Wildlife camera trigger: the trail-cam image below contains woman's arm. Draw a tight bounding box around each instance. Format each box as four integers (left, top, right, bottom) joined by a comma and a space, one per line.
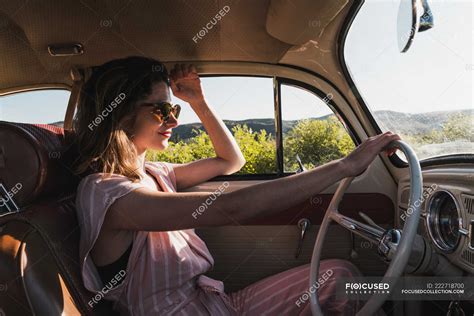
106, 157, 346, 232
168, 64, 245, 190
106, 132, 400, 232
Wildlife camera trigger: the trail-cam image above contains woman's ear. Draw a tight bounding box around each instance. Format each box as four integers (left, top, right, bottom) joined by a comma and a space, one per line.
118, 112, 138, 140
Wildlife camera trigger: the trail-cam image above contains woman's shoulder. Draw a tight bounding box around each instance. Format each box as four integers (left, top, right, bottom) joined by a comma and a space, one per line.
75, 172, 149, 221
76, 172, 145, 201
79, 172, 131, 183
78, 172, 132, 189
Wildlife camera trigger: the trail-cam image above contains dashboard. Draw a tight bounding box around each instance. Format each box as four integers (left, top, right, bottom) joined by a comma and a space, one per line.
398, 165, 474, 274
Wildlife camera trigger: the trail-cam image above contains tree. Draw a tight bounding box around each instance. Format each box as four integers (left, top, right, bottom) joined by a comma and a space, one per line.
146, 125, 277, 174
146, 129, 214, 163
283, 117, 355, 171
232, 125, 276, 174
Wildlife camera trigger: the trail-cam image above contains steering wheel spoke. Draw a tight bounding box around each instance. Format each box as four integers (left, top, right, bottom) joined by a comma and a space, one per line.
330, 212, 385, 244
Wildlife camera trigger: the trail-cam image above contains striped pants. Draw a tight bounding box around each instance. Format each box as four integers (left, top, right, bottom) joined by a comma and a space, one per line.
227, 259, 363, 316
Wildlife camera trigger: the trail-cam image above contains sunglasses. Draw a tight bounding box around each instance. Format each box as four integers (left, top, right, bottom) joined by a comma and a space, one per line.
141, 102, 181, 123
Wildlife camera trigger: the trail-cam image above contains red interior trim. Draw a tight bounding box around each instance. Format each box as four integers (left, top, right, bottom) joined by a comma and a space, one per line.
242, 193, 394, 225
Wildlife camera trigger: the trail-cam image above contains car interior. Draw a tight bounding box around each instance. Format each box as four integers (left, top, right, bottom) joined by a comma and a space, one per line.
0, 0, 473, 315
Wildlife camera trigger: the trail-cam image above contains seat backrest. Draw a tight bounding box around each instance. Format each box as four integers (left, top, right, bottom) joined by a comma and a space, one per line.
0, 121, 117, 315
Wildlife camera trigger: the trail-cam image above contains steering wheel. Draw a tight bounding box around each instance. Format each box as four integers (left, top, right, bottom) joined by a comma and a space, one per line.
309, 140, 422, 315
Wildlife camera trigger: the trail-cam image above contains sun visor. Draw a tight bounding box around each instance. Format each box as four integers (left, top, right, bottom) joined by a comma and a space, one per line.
265, 0, 349, 45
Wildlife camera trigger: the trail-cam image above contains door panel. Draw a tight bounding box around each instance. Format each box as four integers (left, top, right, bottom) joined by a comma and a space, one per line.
196, 225, 352, 293
197, 222, 390, 293
193, 165, 395, 291
168, 72, 399, 291
241, 192, 393, 225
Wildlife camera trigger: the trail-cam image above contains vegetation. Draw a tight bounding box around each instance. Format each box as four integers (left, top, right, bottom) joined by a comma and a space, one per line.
396, 113, 474, 157
146, 112, 473, 174
146, 117, 354, 174
283, 117, 355, 171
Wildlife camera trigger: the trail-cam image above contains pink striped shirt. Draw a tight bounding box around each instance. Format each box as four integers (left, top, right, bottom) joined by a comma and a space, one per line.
76, 161, 238, 315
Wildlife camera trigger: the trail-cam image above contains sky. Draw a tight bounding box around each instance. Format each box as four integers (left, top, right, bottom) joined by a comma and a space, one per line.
0, 0, 472, 125
345, 0, 472, 114
0, 77, 334, 125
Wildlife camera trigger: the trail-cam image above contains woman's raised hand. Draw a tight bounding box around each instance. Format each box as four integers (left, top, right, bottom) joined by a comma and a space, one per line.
341, 131, 401, 177
169, 63, 205, 105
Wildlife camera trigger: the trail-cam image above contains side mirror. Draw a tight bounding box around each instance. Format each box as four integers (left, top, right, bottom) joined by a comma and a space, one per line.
418, 0, 434, 32
397, 0, 434, 53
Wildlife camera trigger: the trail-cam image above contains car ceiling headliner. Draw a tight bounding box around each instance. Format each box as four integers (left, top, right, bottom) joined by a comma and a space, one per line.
0, 0, 352, 93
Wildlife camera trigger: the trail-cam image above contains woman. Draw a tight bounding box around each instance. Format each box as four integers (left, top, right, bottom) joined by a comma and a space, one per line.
73, 56, 399, 315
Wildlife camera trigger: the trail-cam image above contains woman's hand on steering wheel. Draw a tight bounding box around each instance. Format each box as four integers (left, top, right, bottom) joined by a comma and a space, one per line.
342, 131, 401, 177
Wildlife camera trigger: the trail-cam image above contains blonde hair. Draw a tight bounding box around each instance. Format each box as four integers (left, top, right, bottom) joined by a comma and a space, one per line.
72, 56, 169, 182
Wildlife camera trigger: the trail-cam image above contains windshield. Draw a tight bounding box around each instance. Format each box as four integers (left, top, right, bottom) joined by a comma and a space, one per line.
344, 0, 473, 161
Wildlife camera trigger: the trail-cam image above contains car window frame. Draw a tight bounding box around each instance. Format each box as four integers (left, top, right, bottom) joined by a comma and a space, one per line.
206, 75, 360, 181
175, 74, 281, 179
278, 78, 359, 176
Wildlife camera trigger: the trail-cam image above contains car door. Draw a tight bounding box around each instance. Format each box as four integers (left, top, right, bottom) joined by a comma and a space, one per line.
149, 74, 396, 292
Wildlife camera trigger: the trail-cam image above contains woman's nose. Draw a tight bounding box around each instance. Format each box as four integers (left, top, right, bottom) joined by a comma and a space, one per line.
166, 113, 179, 127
